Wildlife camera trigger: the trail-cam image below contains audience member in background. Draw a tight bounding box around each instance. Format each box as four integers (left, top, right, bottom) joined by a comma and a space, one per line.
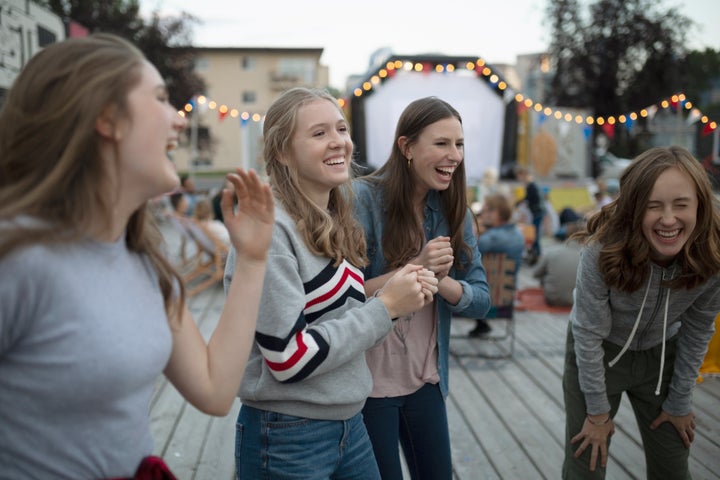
532, 238, 582, 307
469, 193, 526, 337
194, 198, 231, 247
353, 96, 491, 480
179, 174, 199, 215
212, 179, 234, 223
0, 33, 273, 479
542, 186, 560, 239
594, 179, 613, 209
169, 192, 189, 218
555, 207, 584, 241
516, 165, 545, 264
224, 87, 438, 480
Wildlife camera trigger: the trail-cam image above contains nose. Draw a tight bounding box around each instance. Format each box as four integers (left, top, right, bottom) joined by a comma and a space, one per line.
328, 130, 344, 149
174, 111, 188, 131
659, 206, 676, 225
450, 145, 463, 162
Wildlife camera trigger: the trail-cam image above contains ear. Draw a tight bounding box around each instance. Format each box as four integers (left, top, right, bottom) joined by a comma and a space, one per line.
397, 136, 411, 159
95, 105, 120, 141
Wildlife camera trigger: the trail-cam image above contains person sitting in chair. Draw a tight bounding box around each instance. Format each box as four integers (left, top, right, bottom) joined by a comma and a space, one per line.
469, 193, 525, 337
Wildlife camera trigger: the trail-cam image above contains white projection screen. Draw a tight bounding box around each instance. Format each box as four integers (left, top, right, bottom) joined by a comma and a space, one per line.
361, 70, 505, 182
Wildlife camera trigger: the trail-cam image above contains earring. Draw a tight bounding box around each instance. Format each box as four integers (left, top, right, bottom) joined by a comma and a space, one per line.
406, 156, 412, 167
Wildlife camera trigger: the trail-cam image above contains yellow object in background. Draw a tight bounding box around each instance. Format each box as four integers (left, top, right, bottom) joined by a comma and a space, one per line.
697, 313, 720, 383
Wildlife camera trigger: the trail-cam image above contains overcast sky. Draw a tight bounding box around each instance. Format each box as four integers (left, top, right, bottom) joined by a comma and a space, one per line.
140, 0, 720, 90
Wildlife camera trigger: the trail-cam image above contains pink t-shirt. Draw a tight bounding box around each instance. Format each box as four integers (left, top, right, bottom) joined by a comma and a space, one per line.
366, 299, 440, 397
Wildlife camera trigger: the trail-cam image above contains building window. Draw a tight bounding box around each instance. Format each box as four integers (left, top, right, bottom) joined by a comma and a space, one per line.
277, 58, 315, 84
195, 57, 209, 71
37, 25, 57, 48
241, 56, 256, 70
242, 91, 257, 104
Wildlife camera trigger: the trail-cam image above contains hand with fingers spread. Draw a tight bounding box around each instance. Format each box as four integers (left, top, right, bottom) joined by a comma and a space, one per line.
222, 169, 275, 263
650, 410, 696, 448
376, 264, 432, 319
412, 236, 454, 281
571, 414, 615, 472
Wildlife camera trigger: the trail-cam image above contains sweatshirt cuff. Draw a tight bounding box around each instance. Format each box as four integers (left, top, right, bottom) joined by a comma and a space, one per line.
584, 392, 611, 416
662, 391, 692, 417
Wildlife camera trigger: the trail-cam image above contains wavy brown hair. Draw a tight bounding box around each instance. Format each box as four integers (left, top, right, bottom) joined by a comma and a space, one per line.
571, 145, 720, 292
263, 87, 367, 267
361, 97, 471, 271
0, 33, 184, 315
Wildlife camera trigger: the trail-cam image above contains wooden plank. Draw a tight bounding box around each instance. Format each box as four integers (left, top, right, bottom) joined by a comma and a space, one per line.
448, 355, 544, 479
193, 400, 240, 480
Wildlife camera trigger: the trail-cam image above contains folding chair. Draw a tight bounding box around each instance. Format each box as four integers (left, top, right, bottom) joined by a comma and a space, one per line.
451, 252, 518, 359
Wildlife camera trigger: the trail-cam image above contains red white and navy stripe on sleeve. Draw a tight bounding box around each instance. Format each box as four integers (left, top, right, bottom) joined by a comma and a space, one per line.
255, 259, 366, 383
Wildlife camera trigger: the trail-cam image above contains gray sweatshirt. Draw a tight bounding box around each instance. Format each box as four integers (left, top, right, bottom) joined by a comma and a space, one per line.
571, 241, 720, 416
224, 205, 392, 420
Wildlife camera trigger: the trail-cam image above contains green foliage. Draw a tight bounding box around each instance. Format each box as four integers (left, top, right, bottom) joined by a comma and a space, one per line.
42, 0, 204, 108
680, 48, 720, 111
545, 0, 691, 115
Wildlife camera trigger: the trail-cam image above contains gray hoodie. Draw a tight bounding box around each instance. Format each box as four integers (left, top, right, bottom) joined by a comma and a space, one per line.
571, 241, 720, 416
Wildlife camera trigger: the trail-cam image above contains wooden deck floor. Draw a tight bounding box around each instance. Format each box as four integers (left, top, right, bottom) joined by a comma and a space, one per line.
150, 221, 720, 479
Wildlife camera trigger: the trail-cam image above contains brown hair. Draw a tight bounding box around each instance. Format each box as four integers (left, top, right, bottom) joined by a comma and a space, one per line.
263, 87, 367, 267
193, 198, 213, 221
0, 33, 184, 314
362, 96, 471, 270
483, 193, 514, 224
571, 145, 720, 291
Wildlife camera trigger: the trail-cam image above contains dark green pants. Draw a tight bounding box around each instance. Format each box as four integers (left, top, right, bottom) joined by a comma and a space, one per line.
562, 323, 690, 480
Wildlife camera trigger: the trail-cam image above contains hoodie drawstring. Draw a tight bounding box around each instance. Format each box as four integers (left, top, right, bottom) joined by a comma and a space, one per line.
608, 266, 653, 368
607, 264, 671, 396
655, 289, 670, 395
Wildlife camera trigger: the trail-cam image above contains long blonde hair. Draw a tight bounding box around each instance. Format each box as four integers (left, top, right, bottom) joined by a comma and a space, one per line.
0, 33, 184, 314
263, 87, 367, 267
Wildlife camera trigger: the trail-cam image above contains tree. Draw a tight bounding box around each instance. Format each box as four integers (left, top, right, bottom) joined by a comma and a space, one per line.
41, 0, 204, 108
545, 0, 691, 118
680, 48, 720, 112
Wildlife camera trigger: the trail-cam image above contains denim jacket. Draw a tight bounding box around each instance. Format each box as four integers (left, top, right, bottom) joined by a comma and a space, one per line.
353, 179, 491, 397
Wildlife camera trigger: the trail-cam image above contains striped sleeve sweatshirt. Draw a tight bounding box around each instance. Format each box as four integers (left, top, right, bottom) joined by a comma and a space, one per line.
224, 205, 392, 420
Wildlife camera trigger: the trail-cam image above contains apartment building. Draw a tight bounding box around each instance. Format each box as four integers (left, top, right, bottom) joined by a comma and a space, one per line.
0, 0, 65, 107
173, 47, 329, 175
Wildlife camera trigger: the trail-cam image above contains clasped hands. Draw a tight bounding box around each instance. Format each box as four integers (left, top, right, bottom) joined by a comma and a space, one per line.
412, 236, 454, 281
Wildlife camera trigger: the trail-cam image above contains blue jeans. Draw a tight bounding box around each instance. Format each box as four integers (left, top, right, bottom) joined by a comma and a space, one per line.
362, 383, 452, 480
235, 405, 381, 480
531, 213, 545, 256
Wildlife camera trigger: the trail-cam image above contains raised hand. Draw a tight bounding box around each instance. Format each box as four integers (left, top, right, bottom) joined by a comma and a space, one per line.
222, 169, 274, 262
412, 236, 454, 281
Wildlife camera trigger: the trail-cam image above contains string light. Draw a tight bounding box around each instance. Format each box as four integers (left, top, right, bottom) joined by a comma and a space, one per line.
177, 57, 718, 134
